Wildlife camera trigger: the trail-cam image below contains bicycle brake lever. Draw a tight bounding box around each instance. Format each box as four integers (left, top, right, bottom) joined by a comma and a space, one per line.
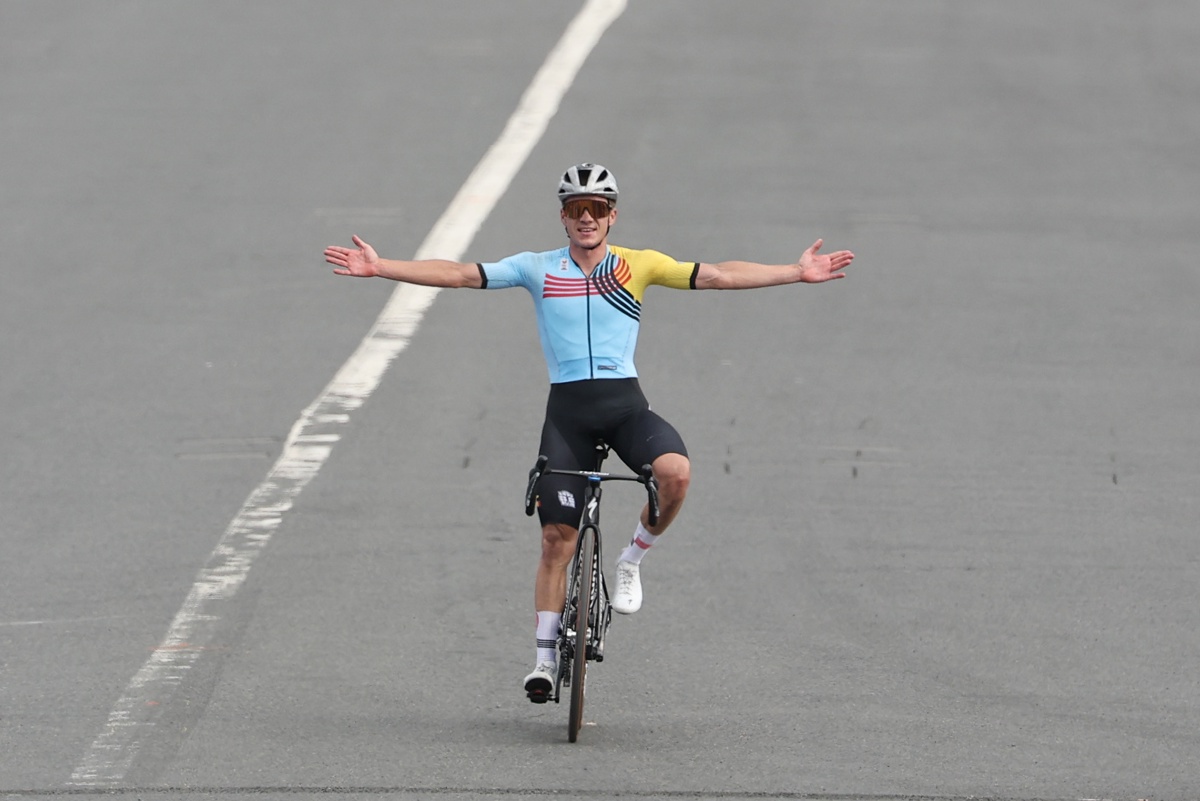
640, 464, 660, 527
525, 455, 549, 516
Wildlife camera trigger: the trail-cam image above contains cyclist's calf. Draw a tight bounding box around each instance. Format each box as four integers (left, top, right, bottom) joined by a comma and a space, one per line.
535, 522, 579, 613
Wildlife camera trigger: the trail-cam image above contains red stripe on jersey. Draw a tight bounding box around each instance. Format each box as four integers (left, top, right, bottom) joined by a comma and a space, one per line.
543, 261, 632, 299
545, 275, 587, 287
544, 276, 589, 297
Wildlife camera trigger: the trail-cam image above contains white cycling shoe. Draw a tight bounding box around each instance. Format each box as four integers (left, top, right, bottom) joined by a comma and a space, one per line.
612, 560, 643, 615
523, 661, 557, 703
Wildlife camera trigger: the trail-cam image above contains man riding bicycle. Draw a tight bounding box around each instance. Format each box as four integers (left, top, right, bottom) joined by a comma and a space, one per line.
324, 163, 853, 700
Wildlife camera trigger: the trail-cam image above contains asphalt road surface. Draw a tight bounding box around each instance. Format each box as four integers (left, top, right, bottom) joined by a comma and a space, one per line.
2, 2, 1198, 800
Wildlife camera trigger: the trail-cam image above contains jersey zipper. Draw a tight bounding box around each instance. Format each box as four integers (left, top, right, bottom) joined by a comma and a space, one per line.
585, 272, 594, 379
574, 252, 603, 380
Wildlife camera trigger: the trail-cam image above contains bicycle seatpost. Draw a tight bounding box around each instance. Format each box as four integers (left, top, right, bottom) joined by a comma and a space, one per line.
592, 440, 609, 470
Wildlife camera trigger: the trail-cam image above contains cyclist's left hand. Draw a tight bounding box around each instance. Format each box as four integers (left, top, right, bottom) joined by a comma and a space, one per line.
797, 239, 854, 283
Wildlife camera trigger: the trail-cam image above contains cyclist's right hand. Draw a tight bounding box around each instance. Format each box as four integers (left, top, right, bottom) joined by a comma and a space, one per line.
325, 235, 380, 278
525, 455, 549, 516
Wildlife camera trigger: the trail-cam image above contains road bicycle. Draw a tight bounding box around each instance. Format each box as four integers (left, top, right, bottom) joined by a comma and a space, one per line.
524, 441, 659, 742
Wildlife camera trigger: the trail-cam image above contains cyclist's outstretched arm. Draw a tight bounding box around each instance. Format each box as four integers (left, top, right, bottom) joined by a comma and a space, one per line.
325, 235, 483, 288
692, 238, 853, 290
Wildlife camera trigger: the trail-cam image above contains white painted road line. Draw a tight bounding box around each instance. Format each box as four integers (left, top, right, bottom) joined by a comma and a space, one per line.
68, 0, 627, 787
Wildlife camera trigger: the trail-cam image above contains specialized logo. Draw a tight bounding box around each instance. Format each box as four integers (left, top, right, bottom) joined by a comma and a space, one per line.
557, 490, 576, 509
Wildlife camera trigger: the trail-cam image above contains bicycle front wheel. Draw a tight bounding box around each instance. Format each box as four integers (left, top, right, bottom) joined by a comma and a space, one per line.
568, 525, 596, 743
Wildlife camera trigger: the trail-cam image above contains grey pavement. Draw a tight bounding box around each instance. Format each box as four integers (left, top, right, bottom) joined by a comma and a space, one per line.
2, 2, 1197, 800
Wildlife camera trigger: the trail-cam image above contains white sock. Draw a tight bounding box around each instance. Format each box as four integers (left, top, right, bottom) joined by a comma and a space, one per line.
618, 522, 659, 565
535, 610, 560, 665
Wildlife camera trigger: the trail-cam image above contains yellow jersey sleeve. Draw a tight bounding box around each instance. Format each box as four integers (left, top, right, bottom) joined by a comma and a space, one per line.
609, 246, 699, 302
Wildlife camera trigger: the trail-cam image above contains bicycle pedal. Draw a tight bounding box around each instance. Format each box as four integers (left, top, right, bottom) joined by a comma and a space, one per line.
526, 689, 551, 704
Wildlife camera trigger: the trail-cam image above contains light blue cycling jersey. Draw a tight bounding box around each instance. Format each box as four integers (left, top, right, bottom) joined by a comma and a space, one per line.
477, 245, 699, 384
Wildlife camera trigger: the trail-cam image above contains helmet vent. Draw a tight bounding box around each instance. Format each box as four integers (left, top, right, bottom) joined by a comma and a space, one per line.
577, 167, 592, 186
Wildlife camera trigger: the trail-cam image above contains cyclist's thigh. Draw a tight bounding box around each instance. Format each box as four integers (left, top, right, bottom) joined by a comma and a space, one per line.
609, 407, 688, 473
536, 417, 592, 527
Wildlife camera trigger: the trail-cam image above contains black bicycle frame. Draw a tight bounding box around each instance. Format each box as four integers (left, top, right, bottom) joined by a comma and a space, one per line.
523, 442, 660, 702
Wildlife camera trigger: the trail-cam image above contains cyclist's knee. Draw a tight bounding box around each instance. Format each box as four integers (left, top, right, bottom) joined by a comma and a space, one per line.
652, 453, 691, 499
540, 523, 577, 563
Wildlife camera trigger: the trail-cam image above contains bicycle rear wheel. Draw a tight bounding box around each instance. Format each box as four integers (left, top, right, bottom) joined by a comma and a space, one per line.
568, 525, 596, 743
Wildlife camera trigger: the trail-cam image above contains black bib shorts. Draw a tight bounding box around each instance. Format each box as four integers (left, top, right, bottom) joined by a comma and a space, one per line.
535, 378, 687, 527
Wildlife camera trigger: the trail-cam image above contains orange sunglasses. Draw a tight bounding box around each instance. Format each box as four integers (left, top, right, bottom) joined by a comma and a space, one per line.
562, 197, 614, 220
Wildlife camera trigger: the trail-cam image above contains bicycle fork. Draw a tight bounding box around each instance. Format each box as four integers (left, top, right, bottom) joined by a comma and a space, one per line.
556, 535, 607, 695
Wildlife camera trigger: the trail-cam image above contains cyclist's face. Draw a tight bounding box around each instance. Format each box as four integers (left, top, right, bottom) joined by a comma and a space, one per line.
561, 196, 616, 250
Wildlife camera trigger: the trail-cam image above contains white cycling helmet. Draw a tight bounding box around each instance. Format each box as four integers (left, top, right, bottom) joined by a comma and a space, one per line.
557, 163, 619, 204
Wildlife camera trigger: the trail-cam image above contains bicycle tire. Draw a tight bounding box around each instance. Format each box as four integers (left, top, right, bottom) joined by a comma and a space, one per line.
568, 526, 596, 742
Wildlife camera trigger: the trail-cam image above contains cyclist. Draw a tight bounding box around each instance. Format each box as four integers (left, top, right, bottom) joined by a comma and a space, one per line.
324, 163, 853, 700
